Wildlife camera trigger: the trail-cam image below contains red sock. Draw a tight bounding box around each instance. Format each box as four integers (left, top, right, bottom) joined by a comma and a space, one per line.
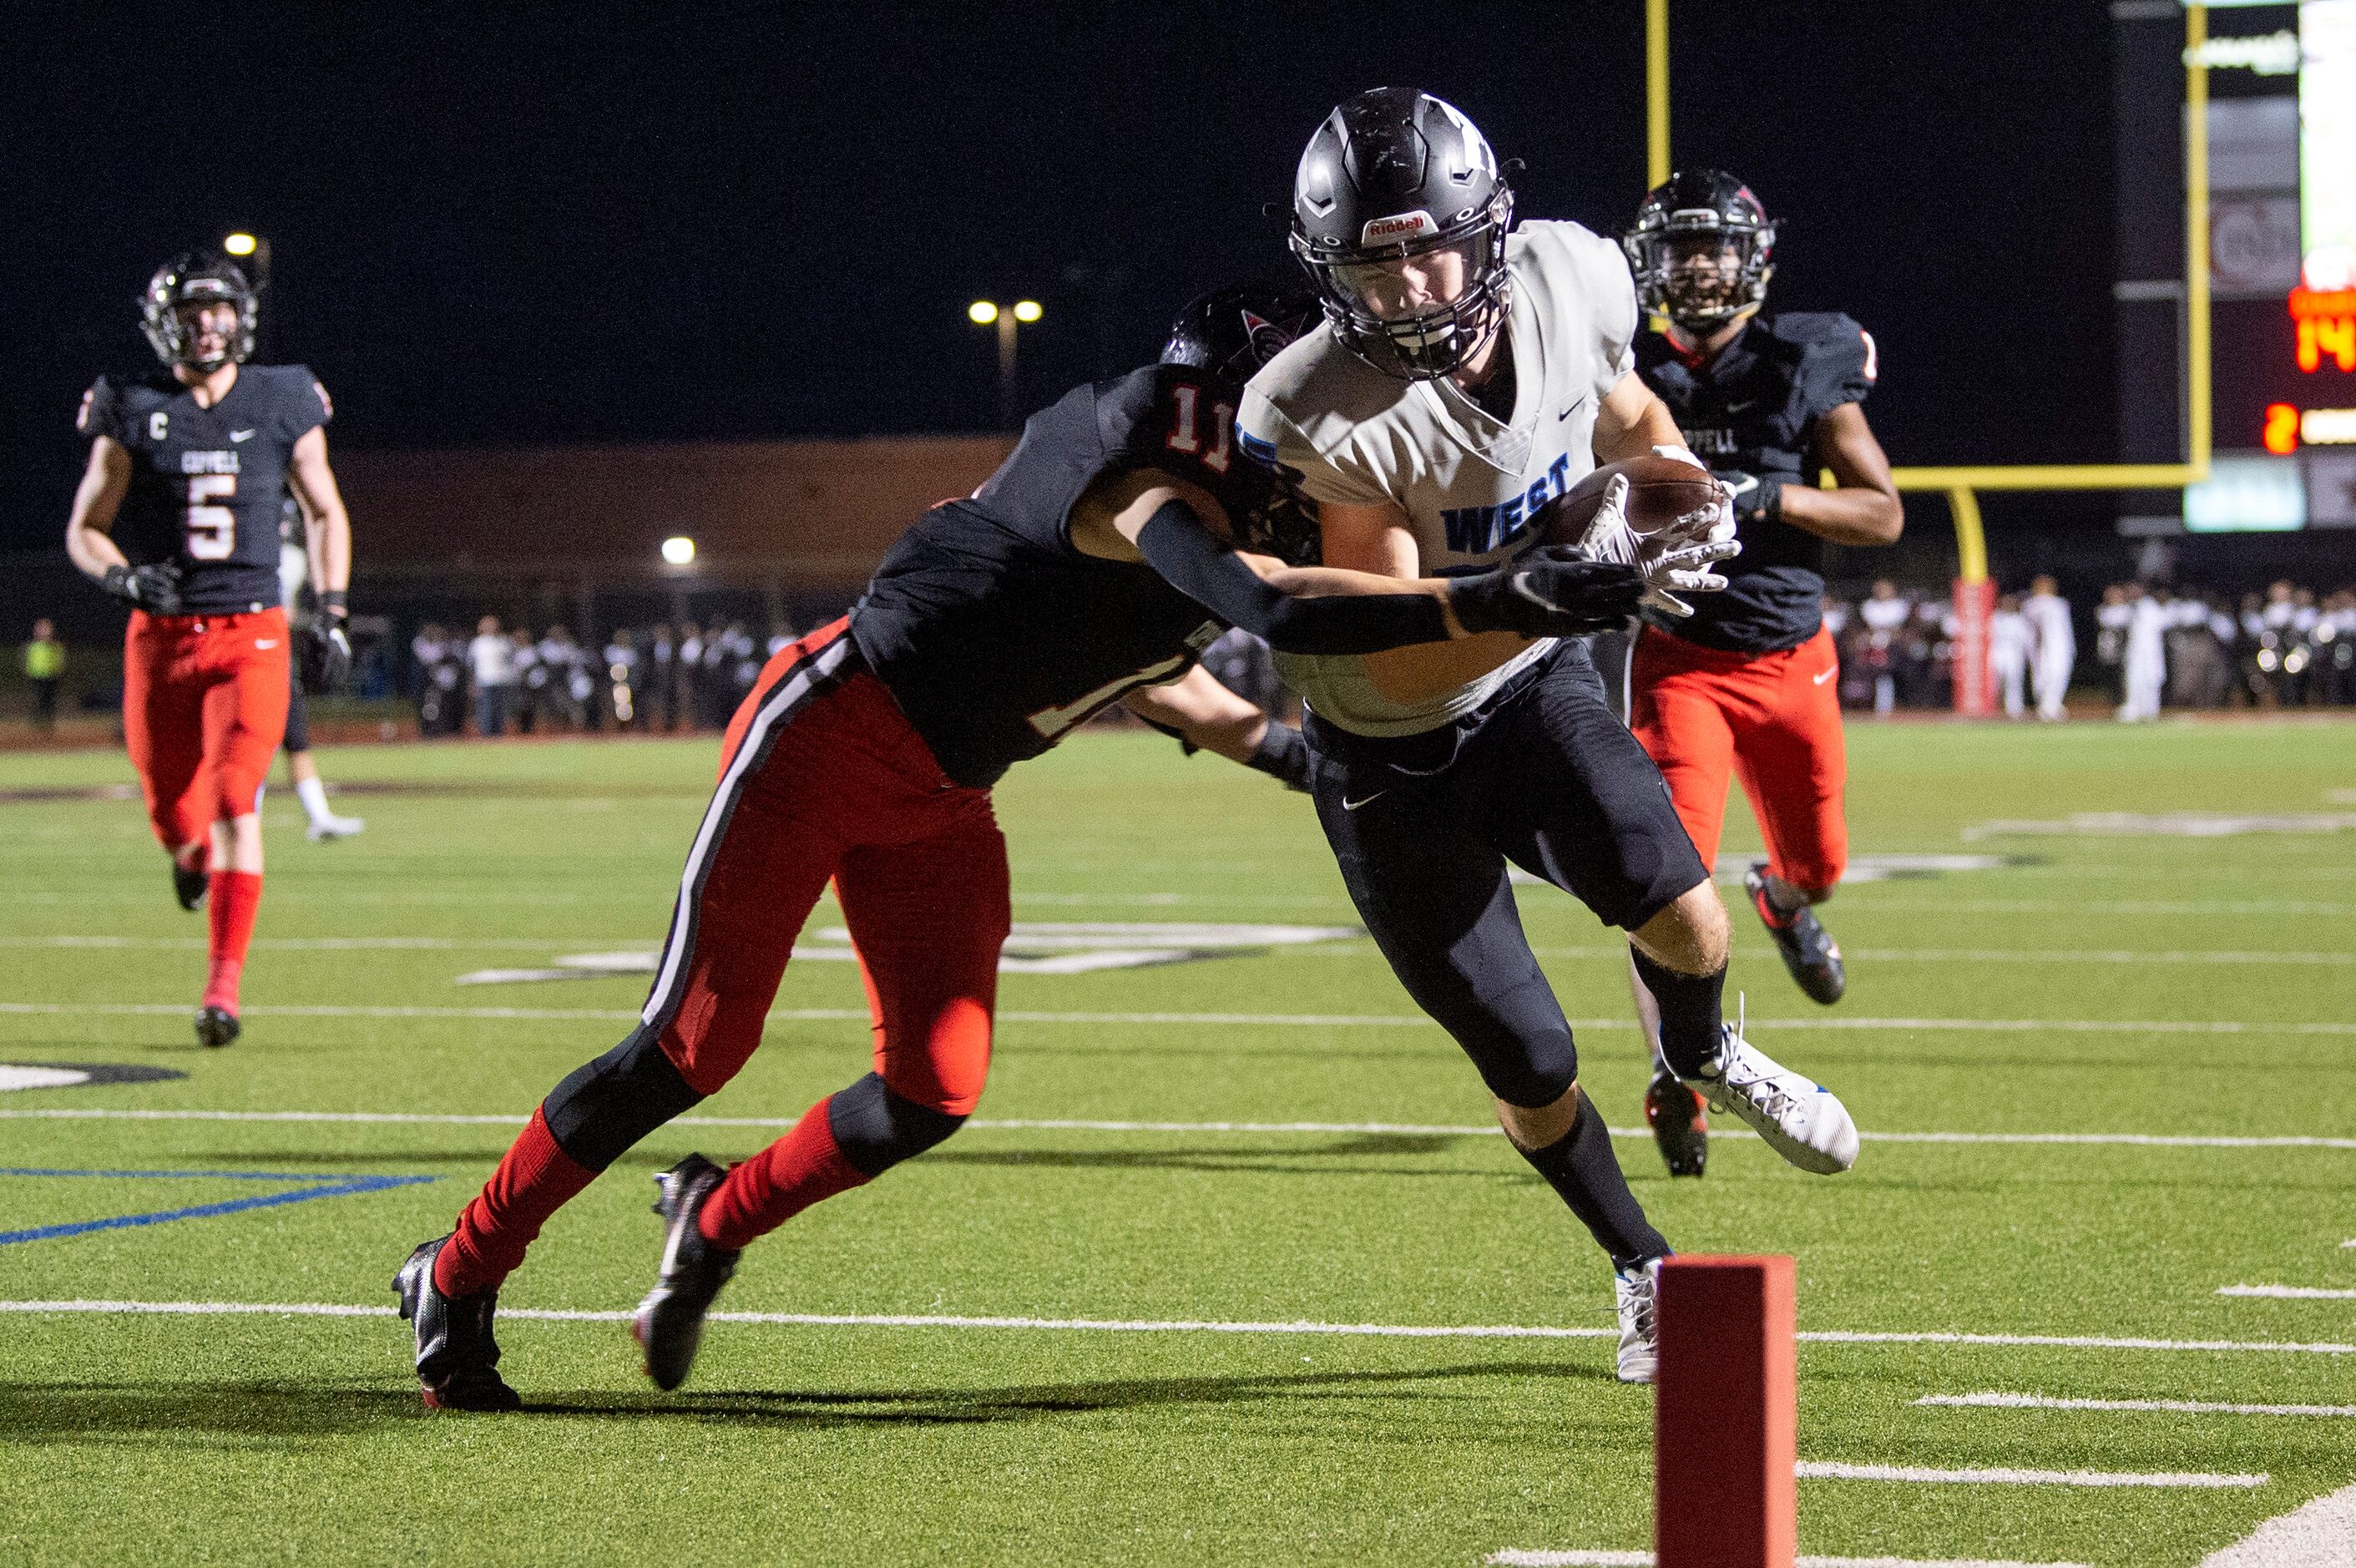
434, 1107, 598, 1297
699, 1096, 870, 1252
203, 870, 263, 1011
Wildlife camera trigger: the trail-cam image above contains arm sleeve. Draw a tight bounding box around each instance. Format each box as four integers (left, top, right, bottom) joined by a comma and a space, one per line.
1133, 500, 1448, 655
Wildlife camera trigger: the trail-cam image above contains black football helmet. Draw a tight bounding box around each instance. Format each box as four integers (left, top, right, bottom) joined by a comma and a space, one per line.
1161, 281, 1320, 388
139, 252, 256, 372
1623, 170, 1776, 335
1162, 282, 1324, 566
1287, 88, 1513, 382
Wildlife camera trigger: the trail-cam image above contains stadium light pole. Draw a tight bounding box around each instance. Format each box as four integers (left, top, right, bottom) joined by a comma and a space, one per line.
222, 230, 271, 293
969, 299, 1043, 427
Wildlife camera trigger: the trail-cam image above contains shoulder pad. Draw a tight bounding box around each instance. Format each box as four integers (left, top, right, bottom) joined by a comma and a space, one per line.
1768, 312, 1875, 409
76, 376, 118, 438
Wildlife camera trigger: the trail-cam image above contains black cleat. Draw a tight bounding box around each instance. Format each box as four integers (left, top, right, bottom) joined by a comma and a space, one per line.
194, 1005, 240, 1049
1644, 1070, 1710, 1177
394, 1235, 523, 1412
172, 857, 208, 913
1746, 862, 1846, 1004
633, 1154, 741, 1392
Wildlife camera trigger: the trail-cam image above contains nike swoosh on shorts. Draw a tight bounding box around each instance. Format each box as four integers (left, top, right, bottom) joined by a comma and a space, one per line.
255, 640, 279, 649
1342, 791, 1388, 811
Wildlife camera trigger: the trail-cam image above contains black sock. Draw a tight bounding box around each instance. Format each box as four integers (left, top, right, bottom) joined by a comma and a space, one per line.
1515, 1091, 1669, 1271
1630, 948, 1725, 1080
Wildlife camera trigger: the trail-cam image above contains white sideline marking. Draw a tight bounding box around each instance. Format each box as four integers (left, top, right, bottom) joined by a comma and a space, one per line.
4, 1105, 2356, 1151
2197, 1480, 2356, 1566
1796, 1460, 2266, 1489
6, 999, 2356, 1036
1488, 1555, 2092, 1568
1458, 946, 2356, 968
1920, 1392, 2356, 1418
2219, 1284, 2356, 1301
0, 936, 641, 952
2, 1300, 2353, 1356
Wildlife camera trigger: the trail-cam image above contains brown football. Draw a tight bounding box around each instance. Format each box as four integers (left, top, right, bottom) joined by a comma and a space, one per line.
1529, 455, 1722, 546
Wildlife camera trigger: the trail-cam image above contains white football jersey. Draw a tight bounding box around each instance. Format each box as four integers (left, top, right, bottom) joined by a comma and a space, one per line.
1239, 219, 1640, 736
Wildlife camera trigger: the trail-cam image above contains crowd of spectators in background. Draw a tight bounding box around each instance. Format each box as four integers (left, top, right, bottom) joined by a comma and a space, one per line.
407, 619, 794, 736
379, 579, 2356, 740
1823, 577, 2356, 719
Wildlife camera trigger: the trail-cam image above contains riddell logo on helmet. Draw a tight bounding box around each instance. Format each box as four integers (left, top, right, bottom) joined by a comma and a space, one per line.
1363, 210, 1433, 244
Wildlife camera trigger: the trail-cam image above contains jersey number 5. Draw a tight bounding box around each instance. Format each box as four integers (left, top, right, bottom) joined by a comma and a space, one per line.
1165, 383, 1233, 473
185, 474, 236, 560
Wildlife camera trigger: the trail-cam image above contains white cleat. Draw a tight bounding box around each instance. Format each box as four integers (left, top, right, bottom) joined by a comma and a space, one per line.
306, 813, 367, 841
1614, 1257, 1662, 1384
1686, 1004, 1859, 1175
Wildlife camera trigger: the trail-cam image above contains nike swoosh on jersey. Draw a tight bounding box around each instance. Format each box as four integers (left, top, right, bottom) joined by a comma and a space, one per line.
230, 429, 256, 442
1813, 666, 1837, 685
1555, 394, 1590, 422
1342, 790, 1389, 811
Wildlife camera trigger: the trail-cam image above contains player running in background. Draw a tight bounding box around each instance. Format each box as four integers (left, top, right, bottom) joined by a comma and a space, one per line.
1241, 91, 1858, 1381
393, 286, 1650, 1411
277, 498, 366, 839
63, 253, 354, 1049
1618, 171, 1902, 1176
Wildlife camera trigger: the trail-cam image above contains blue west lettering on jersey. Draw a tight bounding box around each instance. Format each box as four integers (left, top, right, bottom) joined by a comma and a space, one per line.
1440, 453, 1578, 555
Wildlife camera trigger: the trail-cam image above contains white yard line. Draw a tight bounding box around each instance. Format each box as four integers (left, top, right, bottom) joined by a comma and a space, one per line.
1796, 1460, 2266, 1489
1489, 1555, 2092, 1568
2197, 1481, 2356, 1566
1, 1299, 2351, 1356
4, 1105, 2355, 1151
4, 999, 2355, 1036
0, 936, 644, 951
2218, 1284, 2356, 1301
1919, 1392, 2356, 1418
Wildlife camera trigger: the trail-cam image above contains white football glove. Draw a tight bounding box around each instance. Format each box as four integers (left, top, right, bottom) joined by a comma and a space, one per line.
1575, 473, 1743, 618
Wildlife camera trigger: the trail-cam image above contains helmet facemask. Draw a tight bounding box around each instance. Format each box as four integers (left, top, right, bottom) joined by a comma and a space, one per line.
140, 261, 257, 373
1625, 205, 1774, 337
1295, 186, 1514, 382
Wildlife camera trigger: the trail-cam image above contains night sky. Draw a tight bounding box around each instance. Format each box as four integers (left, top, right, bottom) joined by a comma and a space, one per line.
8, 2, 2121, 557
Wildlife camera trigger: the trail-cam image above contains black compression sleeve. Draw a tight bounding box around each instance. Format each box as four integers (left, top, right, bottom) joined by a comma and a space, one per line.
1132, 500, 1448, 655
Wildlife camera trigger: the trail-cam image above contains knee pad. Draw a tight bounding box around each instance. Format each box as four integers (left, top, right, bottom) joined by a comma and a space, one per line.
827, 1071, 966, 1178
541, 1024, 705, 1170
1462, 975, 1580, 1109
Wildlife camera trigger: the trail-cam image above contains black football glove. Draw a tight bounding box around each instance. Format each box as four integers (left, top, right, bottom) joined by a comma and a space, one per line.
1716, 470, 1784, 524
301, 591, 353, 695
1244, 720, 1311, 792
100, 562, 185, 615
1448, 546, 1647, 637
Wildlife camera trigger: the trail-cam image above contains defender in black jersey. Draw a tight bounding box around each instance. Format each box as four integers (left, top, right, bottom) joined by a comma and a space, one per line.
1620, 171, 1903, 1173
398, 286, 1651, 1409
64, 251, 356, 1048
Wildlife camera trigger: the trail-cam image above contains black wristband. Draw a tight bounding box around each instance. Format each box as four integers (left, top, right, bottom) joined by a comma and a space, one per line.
319, 589, 350, 619
1245, 721, 1312, 792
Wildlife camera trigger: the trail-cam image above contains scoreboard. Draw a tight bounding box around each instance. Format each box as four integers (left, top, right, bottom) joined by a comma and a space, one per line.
2175, 0, 2356, 532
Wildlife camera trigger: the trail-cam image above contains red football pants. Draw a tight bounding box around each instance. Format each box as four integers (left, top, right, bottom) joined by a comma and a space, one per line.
1627, 624, 1848, 894
640, 620, 1009, 1115
122, 608, 291, 851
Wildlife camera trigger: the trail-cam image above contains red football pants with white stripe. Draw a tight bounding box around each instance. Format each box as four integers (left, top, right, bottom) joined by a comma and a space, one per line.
1627, 623, 1849, 893
434, 619, 1010, 1297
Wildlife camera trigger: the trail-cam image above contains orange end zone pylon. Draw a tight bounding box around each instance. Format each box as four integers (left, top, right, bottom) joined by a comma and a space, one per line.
1656, 1255, 1797, 1568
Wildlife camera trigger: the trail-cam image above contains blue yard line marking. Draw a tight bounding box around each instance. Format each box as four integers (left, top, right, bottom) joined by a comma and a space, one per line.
0, 1166, 436, 1246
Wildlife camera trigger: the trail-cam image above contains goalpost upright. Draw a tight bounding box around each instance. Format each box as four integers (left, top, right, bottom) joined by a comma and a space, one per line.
1643, 3, 2217, 714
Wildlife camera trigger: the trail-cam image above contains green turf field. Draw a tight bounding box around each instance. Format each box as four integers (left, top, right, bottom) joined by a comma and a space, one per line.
3, 720, 2352, 1566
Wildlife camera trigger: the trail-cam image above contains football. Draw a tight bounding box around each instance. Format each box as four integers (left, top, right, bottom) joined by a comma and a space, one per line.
1529, 454, 1723, 546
